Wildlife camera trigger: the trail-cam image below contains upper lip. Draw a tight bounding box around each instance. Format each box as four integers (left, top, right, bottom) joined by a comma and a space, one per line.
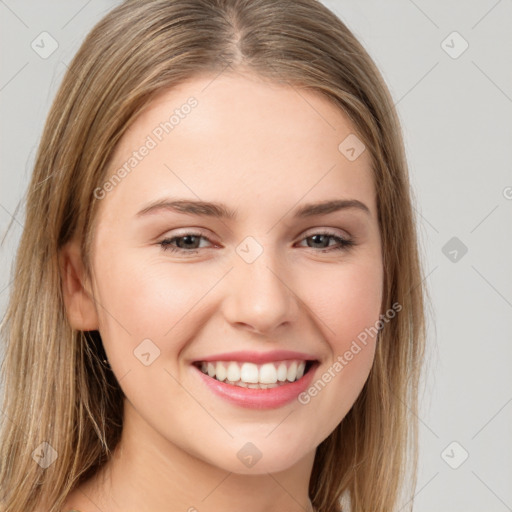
192, 350, 318, 365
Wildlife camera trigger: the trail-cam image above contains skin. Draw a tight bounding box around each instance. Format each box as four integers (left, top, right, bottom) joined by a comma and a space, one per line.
60, 69, 383, 512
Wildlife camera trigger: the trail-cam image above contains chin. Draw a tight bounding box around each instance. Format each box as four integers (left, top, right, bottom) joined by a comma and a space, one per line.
200, 438, 316, 475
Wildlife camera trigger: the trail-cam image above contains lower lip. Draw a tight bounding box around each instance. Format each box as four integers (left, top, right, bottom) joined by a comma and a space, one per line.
192, 362, 318, 409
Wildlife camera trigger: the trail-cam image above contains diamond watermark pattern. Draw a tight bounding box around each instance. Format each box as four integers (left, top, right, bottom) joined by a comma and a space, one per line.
133, 338, 161, 366
31, 32, 59, 59
338, 133, 366, 162
441, 31, 469, 59
236, 236, 264, 264
32, 441, 58, 469
442, 236, 468, 263
441, 441, 469, 469
237, 442, 263, 468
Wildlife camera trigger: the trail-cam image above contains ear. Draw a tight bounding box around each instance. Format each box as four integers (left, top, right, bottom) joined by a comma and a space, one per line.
59, 239, 99, 331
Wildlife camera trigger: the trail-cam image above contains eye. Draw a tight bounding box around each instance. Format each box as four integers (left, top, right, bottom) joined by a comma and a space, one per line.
296, 231, 355, 252
157, 230, 355, 256
158, 232, 213, 254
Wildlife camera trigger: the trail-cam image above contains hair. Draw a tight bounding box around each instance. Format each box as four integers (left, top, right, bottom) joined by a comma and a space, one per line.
0, 1, 429, 511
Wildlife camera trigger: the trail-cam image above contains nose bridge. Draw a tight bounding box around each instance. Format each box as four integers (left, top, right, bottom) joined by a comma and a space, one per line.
223, 235, 297, 334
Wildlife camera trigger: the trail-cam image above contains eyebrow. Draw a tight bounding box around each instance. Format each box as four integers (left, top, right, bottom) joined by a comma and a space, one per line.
136, 198, 371, 219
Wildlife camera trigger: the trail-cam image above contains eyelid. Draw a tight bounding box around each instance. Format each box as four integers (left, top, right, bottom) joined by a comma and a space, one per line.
159, 227, 214, 241
300, 226, 351, 240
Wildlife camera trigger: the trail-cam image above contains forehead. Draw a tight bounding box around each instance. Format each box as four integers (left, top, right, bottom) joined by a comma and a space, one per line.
97, 71, 376, 222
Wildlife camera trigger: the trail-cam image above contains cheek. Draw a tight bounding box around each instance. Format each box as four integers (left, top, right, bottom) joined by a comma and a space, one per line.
291, 259, 383, 443
92, 255, 218, 358
307, 259, 383, 353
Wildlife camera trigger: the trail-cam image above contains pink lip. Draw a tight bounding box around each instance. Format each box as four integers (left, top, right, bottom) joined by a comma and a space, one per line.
192, 361, 319, 409
193, 350, 318, 364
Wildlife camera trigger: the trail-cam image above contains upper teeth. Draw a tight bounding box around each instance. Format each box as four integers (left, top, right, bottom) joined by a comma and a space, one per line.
199, 360, 307, 385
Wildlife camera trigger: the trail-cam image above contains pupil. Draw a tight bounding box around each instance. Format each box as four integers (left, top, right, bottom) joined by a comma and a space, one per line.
311, 234, 328, 248
179, 235, 198, 249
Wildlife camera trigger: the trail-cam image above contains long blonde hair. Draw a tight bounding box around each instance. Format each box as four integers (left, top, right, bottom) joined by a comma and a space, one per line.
0, 1, 428, 510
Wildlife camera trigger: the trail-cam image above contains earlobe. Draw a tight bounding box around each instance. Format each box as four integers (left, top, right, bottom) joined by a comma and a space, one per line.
59, 239, 99, 331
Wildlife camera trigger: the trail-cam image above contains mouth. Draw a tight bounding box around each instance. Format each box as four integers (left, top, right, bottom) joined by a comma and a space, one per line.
192, 359, 318, 390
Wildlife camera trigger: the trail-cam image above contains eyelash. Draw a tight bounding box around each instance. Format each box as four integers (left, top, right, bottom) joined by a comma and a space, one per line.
158, 230, 355, 255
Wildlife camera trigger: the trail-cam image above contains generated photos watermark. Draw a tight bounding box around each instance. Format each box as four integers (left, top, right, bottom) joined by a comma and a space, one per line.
93, 96, 198, 200
297, 301, 402, 405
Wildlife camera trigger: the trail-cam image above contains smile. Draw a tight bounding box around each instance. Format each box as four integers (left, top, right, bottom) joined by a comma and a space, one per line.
194, 359, 315, 389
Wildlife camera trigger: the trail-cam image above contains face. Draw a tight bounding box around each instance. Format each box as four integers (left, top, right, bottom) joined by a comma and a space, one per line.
83, 71, 383, 474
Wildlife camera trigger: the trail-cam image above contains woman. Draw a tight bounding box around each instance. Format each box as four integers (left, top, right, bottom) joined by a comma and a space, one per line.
0, 1, 427, 511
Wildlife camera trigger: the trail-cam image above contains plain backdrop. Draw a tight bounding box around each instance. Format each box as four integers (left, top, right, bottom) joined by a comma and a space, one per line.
1, 1, 511, 510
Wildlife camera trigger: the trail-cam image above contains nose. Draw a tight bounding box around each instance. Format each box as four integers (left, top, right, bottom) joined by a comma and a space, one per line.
221, 248, 299, 335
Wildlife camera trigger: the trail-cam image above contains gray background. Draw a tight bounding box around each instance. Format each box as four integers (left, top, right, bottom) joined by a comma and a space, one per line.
1, 1, 511, 510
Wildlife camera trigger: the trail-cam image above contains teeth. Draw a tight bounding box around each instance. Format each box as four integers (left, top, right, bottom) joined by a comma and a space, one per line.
287, 361, 297, 382
259, 363, 277, 384
216, 362, 227, 382
197, 359, 310, 387
296, 361, 305, 379
226, 361, 240, 382
277, 362, 287, 382
240, 362, 259, 383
